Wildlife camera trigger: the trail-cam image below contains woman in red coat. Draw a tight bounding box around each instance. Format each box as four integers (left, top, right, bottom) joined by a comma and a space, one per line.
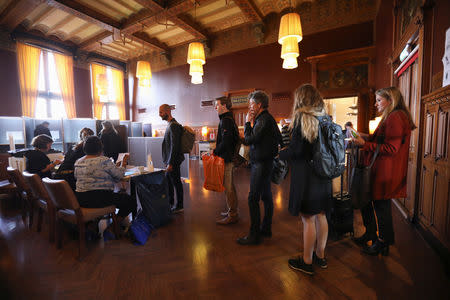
352, 86, 416, 256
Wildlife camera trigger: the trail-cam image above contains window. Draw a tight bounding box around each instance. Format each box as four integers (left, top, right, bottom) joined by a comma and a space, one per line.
36, 51, 67, 119
99, 67, 119, 120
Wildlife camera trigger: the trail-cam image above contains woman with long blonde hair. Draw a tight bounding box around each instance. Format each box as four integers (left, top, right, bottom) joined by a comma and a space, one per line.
280, 84, 331, 275
352, 86, 415, 256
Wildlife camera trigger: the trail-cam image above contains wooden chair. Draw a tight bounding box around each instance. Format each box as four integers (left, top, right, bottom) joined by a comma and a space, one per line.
6, 167, 35, 228
22, 172, 56, 243
42, 178, 120, 259
0, 159, 18, 208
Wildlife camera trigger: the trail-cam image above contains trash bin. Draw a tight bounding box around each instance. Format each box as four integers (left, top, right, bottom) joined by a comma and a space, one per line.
132, 171, 171, 228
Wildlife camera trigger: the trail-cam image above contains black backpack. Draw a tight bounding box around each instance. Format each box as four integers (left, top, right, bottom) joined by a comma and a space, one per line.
309, 116, 345, 179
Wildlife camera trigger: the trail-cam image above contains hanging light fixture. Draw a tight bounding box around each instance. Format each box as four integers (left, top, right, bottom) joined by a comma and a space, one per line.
96, 73, 108, 96
187, 42, 205, 84
136, 60, 152, 87
278, 12, 303, 69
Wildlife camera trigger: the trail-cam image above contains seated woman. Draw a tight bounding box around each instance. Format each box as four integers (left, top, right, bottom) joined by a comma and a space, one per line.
99, 121, 122, 162
55, 128, 94, 189
74, 136, 136, 234
25, 134, 61, 178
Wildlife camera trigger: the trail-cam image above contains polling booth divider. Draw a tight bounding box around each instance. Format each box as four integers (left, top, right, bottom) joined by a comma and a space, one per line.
128, 137, 189, 179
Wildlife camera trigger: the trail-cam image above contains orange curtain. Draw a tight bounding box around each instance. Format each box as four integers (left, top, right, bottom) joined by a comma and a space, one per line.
90, 63, 106, 119
54, 53, 76, 119
16, 43, 41, 117
111, 68, 126, 120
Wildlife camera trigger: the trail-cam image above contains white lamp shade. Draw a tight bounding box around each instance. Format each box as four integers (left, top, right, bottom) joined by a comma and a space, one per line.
278, 13, 303, 45
187, 42, 205, 65
282, 57, 298, 69
136, 61, 152, 79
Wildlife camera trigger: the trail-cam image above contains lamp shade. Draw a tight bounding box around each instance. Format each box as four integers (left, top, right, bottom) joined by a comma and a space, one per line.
281, 36, 299, 69
189, 60, 203, 84
136, 61, 152, 78
187, 42, 205, 65
136, 60, 152, 87
278, 13, 302, 45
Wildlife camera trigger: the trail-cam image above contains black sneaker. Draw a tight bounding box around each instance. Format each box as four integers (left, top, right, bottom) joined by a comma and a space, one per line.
236, 235, 262, 246
288, 257, 314, 275
171, 206, 184, 214
313, 252, 328, 269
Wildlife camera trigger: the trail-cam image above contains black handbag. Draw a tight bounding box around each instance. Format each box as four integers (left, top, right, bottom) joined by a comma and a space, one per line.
271, 157, 288, 184
349, 145, 380, 209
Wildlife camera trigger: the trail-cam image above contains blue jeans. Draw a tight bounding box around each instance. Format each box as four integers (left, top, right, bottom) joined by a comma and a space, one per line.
248, 160, 273, 237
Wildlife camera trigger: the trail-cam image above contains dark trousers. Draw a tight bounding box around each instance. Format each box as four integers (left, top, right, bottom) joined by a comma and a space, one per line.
166, 164, 183, 207
248, 160, 274, 237
361, 199, 395, 245
76, 190, 136, 218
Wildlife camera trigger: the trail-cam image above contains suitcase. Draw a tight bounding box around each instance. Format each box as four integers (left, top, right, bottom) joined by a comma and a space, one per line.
328, 162, 354, 240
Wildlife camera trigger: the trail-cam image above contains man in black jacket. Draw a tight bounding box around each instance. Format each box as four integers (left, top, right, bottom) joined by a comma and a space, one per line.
213, 96, 239, 225
159, 104, 185, 213
237, 90, 282, 245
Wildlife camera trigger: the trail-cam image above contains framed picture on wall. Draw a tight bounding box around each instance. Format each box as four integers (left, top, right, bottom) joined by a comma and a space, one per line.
224, 89, 255, 126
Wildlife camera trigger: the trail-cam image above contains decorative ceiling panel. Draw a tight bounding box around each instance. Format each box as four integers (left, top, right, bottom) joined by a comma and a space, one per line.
76, 0, 130, 21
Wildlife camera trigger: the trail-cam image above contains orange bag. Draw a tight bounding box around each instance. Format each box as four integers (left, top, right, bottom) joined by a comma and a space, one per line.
202, 153, 225, 192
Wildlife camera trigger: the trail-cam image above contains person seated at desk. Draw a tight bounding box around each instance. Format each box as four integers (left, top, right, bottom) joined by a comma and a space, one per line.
74, 136, 136, 234
25, 134, 61, 178
55, 128, 94, 189
99, 121, 122, 162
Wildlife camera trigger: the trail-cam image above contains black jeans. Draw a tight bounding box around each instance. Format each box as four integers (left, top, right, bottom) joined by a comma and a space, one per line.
361, 199, 395, 245
166, 164, 183, 207
76, 190, 136, 218
248, 160, 274, 237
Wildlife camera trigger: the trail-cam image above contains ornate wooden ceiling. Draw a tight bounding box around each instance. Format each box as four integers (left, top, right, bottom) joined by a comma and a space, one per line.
0, 0, 377, 63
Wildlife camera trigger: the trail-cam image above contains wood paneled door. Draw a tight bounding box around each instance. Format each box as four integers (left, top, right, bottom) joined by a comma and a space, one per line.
397, 59, 421, 219
419, 86, 450, 249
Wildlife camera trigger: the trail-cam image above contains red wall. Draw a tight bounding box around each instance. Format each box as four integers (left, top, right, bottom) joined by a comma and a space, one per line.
73, 67, 93, 118
138, 21, 374, 125
0, 49, 21, 116
374, 0, 393, 89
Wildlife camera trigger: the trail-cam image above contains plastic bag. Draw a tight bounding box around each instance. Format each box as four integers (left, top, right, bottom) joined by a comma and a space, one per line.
202, 153, 225, 192
130, 211, 154, 245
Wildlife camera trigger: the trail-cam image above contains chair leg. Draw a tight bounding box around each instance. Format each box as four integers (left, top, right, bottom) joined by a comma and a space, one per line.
77, 221, 86, 260
37, 207, 43, 232
48, 209, 56, 243
111, 213, 120, 239
28, 199, 34, 230
56, 218, 63, 249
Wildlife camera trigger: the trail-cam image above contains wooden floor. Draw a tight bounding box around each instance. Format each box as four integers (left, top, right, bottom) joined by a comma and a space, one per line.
0, 160, 449, 299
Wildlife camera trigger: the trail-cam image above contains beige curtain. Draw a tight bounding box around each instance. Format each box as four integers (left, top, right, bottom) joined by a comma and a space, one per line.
90, 63, 106, 119
111, 68, 126, 120
54, 53, 76, 118
16, 43, 41, 117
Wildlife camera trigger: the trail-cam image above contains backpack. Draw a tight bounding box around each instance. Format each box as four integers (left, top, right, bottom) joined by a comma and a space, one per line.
181, 125, 195, 153
309, 115, 345, 179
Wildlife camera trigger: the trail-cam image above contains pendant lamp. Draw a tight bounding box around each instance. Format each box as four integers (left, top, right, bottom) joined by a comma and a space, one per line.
96, 73, 108, 96
187, 42, 205, 84
136, 60, 152, 87
278, 13, 302, 69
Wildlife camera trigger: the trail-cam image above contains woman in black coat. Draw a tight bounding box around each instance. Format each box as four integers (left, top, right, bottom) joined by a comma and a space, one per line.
279, 84, 331, 276
99, 121, 122, 162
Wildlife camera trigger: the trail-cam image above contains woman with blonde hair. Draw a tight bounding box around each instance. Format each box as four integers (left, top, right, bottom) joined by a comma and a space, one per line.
280, 84, 331, 275
352, 86, 415, 256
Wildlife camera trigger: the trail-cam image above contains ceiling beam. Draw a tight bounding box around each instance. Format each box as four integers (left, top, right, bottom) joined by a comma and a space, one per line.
121, 0, 208, 36
0, 0, 45, 31
133, 0, 165, 12
233, 0, 263, 22
79, 31, 113, 51
132, 31, 169, 52
46, 0, 121, 31
170, 15, 207, 40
